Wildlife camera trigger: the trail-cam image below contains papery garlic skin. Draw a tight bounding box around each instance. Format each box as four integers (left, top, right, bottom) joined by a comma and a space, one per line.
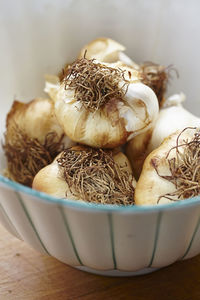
44, 75, 60, 105
126, 93, 200, 177
79, 37, 139, 68
118, 82, 159, 140
162, 92, 185, 108
32, 147, 136, 199
135, 129, 193, 205
51, 61, 158, 148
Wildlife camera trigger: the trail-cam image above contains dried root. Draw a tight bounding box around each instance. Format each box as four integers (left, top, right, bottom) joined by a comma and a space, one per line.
62, 55, 129, 111
3, 123, 64, 187
153, 127, 200, 202
140, 62, 177, 107
57, 147, 134, 205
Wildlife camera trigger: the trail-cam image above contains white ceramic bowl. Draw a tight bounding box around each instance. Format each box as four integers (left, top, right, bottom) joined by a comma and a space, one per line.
1, 0, 200, 276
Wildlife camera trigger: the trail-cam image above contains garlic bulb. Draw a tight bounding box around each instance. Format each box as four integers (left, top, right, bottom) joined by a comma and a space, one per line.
45, 57, 158, 148
33, 146, 136, 205
78, 37, 139, 68
6, 97, 64, 142
135, 127, 200, 205
4, 97, 74, 186
126, 93, 200, 178
148, 93, 200, 152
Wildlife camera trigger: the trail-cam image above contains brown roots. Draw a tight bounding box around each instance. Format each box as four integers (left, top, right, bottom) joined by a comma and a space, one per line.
3, 123, 64, 187
140, 62, 177, 107
153, 127, 200, 203
57, 147, 135, 205
62, 55, 129, 111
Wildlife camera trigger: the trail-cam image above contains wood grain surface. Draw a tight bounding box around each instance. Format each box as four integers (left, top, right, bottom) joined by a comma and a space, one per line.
0, 224, 200, 300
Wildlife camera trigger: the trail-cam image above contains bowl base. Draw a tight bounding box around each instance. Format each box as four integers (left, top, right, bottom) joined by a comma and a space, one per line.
75, 266, 160, 277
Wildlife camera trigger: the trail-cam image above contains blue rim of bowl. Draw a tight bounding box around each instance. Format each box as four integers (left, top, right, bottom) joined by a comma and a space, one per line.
1, 174, 200, 212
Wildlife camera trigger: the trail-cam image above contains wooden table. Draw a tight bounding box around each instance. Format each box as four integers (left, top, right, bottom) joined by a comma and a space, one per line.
0, 224, 200, 300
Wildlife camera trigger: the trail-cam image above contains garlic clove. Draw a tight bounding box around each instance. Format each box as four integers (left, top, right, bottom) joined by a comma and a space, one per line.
120, 82, 159, 140
33, 146, 136, 205
135, 128, 198, 205
78, 37, 139, 68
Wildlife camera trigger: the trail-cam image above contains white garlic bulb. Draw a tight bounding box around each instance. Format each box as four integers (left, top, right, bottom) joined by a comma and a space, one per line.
135, 128, 199, 205
33, 146, 136, 205
45, 58, 159, 148
126, 93, 200, 178
4, 97, 74, 186
6, 97, 63, 143
148, 93, 200, 152
78, 37, 139, 68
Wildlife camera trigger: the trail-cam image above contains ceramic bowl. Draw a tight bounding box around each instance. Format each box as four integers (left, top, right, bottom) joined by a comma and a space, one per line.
1, 0, 200, 276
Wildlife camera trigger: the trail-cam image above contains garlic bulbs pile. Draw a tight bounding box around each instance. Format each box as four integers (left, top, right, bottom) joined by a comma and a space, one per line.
135, 128, 200, 205
33, 145, 136, 205
5, 36, 196, 206
4, 97, 74, 186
